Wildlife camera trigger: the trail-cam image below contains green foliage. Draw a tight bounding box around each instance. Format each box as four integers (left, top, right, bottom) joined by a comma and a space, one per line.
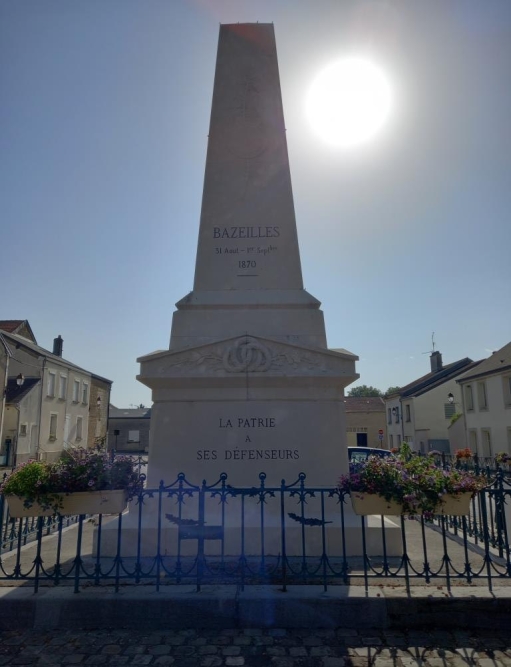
347, 385, 383, 397
450, 412, 463, 425
1, 462, 50, 498
386, 386, 401, 396
0, 447, 143, 514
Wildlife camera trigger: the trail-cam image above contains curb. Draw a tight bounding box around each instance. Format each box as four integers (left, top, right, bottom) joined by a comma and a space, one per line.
1, 586, 511, 631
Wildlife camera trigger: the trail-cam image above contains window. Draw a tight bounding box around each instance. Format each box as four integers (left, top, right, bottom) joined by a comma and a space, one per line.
47, 372, 56, 397
469, 430, 478, 454
389, 435, 394, 448
59, 375, 67, 400
394, 407, 400, 424
387, 408, 392, 425
405, 404, 411, 422
19, 424, 27, 437
49, 414, 58, 440
481, 429, 492, 458
76, 416, 83, 441
397, 434, 401, 447
465, 385, 474, 411
477, 382, 488, 410
128, 430, 140, 443
507, 428, 511, 451
82, 382, 89, 404
503, 376, 511, 407
444, 403, 456, 419
73, 379, 80, 402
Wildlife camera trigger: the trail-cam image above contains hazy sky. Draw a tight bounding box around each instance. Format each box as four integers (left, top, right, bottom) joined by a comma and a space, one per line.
2, 0, 510, 407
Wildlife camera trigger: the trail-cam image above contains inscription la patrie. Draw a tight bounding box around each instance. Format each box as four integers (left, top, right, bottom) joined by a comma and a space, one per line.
196, 416, 300, 461
220, 417, 276, 428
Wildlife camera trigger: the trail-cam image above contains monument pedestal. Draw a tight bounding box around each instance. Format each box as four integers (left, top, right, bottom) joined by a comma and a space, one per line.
139, 335, 357, 489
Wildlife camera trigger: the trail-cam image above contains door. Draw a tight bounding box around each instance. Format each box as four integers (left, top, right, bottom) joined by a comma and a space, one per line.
356, 433, 368, 447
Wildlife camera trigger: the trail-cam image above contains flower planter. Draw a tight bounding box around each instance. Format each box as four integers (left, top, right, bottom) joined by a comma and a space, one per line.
5, 490, 128, 518
435, 492, 472, 516
350, 493, 403, 516
350, 491, 474, 516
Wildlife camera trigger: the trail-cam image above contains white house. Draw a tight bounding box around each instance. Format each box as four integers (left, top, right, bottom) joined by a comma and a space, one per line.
385, 351, 480, 453
455, 342, 511, 457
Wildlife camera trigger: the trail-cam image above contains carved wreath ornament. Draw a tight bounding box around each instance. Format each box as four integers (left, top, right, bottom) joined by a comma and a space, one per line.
222, 337, 272, 373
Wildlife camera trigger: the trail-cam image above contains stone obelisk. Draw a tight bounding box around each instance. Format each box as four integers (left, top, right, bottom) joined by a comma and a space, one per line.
138, 24, 358, 489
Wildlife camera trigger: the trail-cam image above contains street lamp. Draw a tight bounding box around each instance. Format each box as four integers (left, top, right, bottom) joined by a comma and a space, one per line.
16, 374, 24, 387
447, 392, 454, 404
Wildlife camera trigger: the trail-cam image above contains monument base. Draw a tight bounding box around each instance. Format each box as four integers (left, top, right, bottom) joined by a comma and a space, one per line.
94, 501, 401, 559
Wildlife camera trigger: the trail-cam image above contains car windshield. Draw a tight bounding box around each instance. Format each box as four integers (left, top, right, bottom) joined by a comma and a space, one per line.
348, 448, 391, 462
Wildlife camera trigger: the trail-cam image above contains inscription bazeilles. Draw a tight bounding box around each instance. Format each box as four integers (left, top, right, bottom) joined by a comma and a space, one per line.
213, 226, 280, 239
213, 227, 279, 276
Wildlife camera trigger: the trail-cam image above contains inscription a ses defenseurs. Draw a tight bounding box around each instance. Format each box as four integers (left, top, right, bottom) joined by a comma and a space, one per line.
196, 415, 300, 461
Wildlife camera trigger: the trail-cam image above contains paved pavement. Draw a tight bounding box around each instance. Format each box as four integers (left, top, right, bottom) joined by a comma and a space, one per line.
1, 626, 510, 666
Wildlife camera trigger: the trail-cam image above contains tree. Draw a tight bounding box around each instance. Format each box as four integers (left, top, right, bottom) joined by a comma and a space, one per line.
347, 385, 383, 398
385, 386, 401, 396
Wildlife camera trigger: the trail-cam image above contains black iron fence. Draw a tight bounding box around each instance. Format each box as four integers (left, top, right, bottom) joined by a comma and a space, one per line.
1, 469, 511, 594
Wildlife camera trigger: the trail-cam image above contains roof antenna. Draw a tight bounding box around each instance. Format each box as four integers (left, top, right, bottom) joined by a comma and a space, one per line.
422, 332, 436, 355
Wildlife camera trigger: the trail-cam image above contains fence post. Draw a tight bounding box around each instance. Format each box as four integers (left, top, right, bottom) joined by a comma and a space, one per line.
495, 470, 506, 558
280, 478, 287, 592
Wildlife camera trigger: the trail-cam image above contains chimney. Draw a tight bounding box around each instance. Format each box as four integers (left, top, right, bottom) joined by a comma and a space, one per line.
430, 350, 443, 373
53, 335, 63, 357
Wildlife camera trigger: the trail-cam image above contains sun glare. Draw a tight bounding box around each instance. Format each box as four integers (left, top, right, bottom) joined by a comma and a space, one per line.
306, 58, 393, 148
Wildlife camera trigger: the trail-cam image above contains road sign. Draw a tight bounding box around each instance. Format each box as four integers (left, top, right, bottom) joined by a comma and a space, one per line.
378, 429, 384, 435
378, 434, 384, 441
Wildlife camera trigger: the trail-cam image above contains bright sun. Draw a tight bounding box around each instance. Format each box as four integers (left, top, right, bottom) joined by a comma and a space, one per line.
306, 58, 393, 148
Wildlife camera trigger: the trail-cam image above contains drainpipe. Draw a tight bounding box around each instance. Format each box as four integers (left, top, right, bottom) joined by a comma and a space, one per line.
106, 388, 112, 450
0, 334, 13, 458
11, 403, 21, 467
400, 398, 405, 448
458, 381, 468, 451
36, 358, 47, 459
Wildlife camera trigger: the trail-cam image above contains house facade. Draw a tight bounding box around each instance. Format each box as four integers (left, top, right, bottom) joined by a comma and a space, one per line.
385, 351, 479, 453
343, 397, 387, 449
87, 375, 112, 449
455, 342, 511, 457
0, 320, 112, 466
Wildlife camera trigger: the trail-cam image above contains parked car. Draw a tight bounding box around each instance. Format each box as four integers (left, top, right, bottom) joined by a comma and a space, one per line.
348, 447, 392, 463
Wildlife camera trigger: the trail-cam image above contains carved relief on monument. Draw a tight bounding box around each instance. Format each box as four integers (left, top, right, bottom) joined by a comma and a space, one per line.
158, 336, 330, 376
222, 336, 272, 372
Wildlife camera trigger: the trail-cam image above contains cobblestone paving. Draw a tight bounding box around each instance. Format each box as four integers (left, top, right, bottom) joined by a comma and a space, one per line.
1, 628, 510, 666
